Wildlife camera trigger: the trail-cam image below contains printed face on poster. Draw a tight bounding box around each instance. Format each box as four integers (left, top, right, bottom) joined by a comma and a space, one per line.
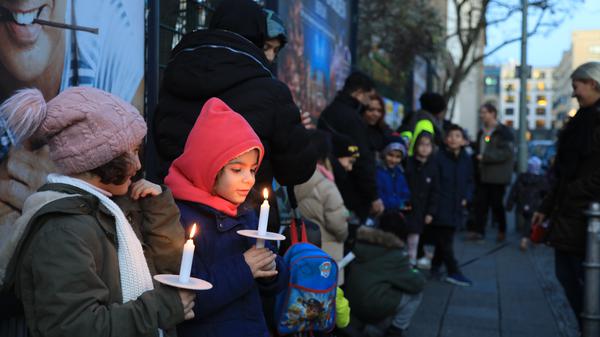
0, 0, 144, 224
277, 0, 352, 119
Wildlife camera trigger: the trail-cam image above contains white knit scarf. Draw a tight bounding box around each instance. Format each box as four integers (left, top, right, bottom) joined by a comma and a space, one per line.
47, 174, 163, 336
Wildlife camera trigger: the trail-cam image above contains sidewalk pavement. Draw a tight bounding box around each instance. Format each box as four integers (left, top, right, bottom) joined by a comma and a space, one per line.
407, 229, 580, 337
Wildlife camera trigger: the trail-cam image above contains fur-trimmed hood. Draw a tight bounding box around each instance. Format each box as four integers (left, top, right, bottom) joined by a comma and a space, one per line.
356, 226, 405, 249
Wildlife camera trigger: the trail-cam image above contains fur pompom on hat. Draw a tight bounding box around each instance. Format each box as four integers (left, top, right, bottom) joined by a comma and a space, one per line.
382, 133, 407, 158
0, 87, 146, 175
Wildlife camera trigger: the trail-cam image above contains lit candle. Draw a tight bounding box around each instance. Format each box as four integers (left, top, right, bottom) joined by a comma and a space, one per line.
256, 188, 270, 248
179, 223, 197, 283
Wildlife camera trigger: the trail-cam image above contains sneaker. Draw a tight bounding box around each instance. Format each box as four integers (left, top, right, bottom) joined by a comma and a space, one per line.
417, 257, 432, 270
445, 273, 473, 287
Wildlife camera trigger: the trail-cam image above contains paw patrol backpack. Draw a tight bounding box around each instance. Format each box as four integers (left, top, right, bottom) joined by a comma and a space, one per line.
274, 191, 338, 335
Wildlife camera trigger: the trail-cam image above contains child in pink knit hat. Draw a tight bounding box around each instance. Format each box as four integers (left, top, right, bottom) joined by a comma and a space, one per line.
0, 87, 195, 337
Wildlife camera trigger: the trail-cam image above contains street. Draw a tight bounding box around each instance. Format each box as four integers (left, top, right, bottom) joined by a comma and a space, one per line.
408, 223, 580, 337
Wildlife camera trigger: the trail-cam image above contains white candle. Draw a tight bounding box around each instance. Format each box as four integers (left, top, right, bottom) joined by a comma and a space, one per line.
256, 188, 270, 248
179, 223, 197, 283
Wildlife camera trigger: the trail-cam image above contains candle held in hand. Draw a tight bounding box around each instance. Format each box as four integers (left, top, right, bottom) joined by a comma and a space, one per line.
179, 223, 197, 283
256, 188, 270, 248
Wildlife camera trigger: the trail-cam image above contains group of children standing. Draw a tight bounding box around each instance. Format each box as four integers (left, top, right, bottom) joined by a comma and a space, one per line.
375, 126, 474, 287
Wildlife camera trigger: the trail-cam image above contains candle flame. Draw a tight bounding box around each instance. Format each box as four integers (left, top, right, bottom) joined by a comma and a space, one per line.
263, 188, 269, 200
189, 223, 198, 239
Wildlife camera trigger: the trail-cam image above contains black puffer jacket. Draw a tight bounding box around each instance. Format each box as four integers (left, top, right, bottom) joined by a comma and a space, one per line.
318, 92, 378, 220
153, 5, 318, 188
405, 156, 439, 233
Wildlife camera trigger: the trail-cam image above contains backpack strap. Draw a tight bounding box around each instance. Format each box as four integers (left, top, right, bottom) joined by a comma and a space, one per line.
287, 188, 308, 244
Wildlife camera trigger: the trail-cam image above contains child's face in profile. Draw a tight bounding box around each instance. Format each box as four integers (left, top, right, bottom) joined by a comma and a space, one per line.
416, 137, 433, 159
338, 156, 356, 172
384, 150, 402, 169
445, 130, 464, 152
214, 149, 259, 205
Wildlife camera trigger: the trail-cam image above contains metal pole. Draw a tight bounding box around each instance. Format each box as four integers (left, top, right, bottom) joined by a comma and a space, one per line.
583, 202, 600, 337
144, 0, 160, 182
517, 0, 528, 173
147, 0, 160, 117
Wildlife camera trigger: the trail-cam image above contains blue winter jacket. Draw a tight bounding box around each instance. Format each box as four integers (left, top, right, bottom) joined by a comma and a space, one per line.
175, 201, 289, 337
376, 164, 411, 211
434, 148, 474, 227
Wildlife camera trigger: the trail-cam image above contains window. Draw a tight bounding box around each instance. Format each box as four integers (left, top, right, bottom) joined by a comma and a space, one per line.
535, 120, 546, 129
505, 95, 515, 103
505, 108, 514, 116
537, 95, 547, 106
533, 70, 545, 79
537, 81, 545, 91
536, 107, 546, 116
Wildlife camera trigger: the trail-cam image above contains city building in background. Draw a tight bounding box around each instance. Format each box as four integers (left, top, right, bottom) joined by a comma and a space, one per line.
553, 29, 600, 128
499, 61, 554, 131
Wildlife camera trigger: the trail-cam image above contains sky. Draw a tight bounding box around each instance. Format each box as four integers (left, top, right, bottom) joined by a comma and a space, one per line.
485, 0, 600, 67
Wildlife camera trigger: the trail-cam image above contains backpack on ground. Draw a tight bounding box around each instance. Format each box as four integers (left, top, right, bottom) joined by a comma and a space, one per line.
274, 204, 338, 335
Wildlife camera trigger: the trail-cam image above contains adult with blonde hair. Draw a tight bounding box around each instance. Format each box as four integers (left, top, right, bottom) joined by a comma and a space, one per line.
532, 61, 600, 329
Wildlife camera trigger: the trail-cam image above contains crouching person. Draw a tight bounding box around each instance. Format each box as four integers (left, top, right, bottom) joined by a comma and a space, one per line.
344, 226, 425, 337
4, 88, 194, 337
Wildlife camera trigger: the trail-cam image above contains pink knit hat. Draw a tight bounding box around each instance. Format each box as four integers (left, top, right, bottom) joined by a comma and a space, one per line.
0, 87, 146, 174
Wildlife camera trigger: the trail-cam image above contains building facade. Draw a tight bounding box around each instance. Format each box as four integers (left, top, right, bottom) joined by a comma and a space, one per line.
553, 29, 600, 127
499, 62, 554, 130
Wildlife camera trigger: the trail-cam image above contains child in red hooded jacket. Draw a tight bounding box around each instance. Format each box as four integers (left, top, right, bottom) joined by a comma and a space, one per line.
165, 98, 289, 337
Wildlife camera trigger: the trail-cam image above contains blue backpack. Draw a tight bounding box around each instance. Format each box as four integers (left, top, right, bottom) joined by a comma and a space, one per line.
275, 220, 338, 335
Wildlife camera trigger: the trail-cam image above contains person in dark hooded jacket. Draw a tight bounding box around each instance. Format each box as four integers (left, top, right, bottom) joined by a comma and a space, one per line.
152, 0, 318, 215
318, 71, 383, 222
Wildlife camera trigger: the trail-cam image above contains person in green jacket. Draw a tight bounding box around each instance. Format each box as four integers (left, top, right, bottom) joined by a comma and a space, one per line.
344, 226, 425, 337
0, 87, 195, 337
399, 92, 447, 157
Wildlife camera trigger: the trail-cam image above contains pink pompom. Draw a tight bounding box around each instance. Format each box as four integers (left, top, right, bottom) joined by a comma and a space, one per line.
0, 88, 47, 143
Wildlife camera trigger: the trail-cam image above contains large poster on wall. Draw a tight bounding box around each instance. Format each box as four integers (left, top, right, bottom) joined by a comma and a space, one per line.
277, 0, 352, 119
0, 0, 144, 226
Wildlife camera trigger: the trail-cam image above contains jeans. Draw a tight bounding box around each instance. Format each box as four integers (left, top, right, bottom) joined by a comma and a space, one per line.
473, 183, 507, 235
362, 293, 423, 336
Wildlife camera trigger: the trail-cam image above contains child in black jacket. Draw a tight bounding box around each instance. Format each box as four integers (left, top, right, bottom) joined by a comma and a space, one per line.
405, 132, 439, 267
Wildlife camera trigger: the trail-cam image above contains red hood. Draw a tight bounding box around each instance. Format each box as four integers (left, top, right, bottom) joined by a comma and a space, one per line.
165, 97, 264, 216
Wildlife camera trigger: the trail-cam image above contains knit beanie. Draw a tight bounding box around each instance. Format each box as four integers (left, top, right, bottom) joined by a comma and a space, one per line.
0, 87, 146, 175
527, 156, 543, 175
331, 133, 359, 159
264, 9, 287, 46
382, 133, 407, 158
571, 61, 600, 88
419, 92, 446, 115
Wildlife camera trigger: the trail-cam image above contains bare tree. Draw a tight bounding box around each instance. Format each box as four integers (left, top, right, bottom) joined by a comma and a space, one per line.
357, 0, 444, 94
442, 0, 582, 105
